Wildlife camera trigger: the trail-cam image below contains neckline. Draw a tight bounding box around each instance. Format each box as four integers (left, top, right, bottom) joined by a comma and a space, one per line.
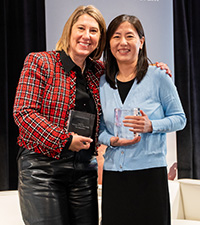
117, 77, 135, 84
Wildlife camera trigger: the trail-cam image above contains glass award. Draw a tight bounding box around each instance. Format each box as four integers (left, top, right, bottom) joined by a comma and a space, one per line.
114, 108, 140, 139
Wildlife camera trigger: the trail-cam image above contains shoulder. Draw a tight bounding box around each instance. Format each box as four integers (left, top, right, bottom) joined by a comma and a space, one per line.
146, 65, 171, 82
24, 51, 58, 67
26, 50, 57, 60
88, 58, 105, 78
93, 59, 105, 70
145, 65, 175, 94
100, 74, 106, 86
99, 74, 110, 99
99, 74, 114, 96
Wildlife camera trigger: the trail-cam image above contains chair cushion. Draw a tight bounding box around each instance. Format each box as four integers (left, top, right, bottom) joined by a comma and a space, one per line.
172, 219, 200, 225
179, 179, 200, 221
168, 180, 184, 219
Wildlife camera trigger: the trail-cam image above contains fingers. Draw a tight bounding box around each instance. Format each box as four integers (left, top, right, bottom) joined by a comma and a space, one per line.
118, 136, 141, 146
69, 135, 93, 152
139, 110, 145, 116
123, 110, 152, 133
110, 136, 119, 146
110, 135, 141, 147
79, 136, 93, 150
124, 109, 144, 120
155, 62, 172, 77
80, 136, 93, 144
123, 117, 144, 130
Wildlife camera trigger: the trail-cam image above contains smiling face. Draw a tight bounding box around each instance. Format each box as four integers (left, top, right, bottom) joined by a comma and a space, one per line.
110, 21, 144, 66
68, 14, 101, 64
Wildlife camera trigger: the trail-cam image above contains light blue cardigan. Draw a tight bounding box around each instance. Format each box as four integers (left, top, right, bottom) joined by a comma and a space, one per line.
99, 66, 186, 171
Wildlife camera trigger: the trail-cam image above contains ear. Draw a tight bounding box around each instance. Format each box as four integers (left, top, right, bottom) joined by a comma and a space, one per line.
140, 36, 145, 49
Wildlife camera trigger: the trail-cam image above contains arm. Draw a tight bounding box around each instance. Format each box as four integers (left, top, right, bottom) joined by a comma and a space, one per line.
13, 53, 70, 155
98, 114, 113, 146
151, 73, 186, 133
123, 74, 186, 134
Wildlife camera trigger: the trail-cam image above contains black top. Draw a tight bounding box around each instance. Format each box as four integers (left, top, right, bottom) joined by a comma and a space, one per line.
60, 50, 96, 114
117, 78, 135, 104
60, 50, 97, 163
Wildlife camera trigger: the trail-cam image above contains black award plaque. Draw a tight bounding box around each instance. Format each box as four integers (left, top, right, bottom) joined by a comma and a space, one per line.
67, 110, 95, 137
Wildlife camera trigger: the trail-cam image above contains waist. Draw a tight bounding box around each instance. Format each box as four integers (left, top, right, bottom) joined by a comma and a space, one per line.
18, 147, 97, 171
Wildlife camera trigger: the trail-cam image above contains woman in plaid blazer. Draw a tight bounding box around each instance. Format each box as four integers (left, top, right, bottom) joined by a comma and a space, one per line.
13, 5, 106, 225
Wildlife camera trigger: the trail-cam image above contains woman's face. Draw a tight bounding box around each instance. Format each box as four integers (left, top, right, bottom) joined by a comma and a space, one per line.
110, 21, 144, 66
68, 14, 101, 63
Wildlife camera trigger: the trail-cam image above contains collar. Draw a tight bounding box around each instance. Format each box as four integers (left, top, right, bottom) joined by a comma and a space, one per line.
60, 50, 93, 74
60, 50, 77, 73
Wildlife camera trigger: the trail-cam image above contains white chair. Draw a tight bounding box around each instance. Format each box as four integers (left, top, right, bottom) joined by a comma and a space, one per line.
169, 179, 200, 225
0, 190, 25, 225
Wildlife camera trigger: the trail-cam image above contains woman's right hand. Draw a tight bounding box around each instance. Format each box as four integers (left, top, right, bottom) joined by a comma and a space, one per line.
110, 135, 141, 147
68, 134, 93, 152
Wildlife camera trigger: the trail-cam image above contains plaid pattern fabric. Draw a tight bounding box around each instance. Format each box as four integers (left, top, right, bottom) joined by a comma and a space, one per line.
13, 51, 105, 159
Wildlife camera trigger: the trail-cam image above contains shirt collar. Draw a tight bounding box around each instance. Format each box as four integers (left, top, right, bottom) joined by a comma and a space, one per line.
60, 50, 77, 73
60, 50, 93, 74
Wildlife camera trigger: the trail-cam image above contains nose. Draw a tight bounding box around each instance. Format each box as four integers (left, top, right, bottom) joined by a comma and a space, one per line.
120, 37, 127, 45
82, 29, 90, 39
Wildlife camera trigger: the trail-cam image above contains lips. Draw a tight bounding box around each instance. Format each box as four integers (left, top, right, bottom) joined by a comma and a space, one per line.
118, 49, 130, 53
79, 42, 91, 47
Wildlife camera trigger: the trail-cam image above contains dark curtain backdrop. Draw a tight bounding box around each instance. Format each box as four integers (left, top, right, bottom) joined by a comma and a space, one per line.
0, 0, 46, 190
173, 0, 200, 179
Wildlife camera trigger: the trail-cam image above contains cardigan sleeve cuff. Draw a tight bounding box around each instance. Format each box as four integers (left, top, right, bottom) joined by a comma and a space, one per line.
151, 120, 166, 133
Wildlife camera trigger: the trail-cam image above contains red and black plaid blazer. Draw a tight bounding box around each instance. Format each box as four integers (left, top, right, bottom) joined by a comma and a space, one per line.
13, 51, 105, 159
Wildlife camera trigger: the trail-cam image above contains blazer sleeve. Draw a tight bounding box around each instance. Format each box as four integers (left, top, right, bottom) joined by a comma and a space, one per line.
13, 52, 70, 157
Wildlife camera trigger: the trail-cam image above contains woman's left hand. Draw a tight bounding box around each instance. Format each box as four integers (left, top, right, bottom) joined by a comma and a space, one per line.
110, 135, 141, 147
123, 110, 153, 134
154, 62, 172, 77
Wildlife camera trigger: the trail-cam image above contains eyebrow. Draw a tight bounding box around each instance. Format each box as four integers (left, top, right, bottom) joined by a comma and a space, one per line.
114, 31, 134, 35
76, 23, 99, 29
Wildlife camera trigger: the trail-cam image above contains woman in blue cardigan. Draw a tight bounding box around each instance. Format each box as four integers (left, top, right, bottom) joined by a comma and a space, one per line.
99, 14, 186, 225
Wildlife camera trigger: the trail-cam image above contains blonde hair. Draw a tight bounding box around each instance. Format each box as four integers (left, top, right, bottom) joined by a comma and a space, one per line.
56, 5, 106, 60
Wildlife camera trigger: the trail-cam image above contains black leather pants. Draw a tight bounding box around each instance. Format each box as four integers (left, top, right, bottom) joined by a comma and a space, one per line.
18, 148, 98, 225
